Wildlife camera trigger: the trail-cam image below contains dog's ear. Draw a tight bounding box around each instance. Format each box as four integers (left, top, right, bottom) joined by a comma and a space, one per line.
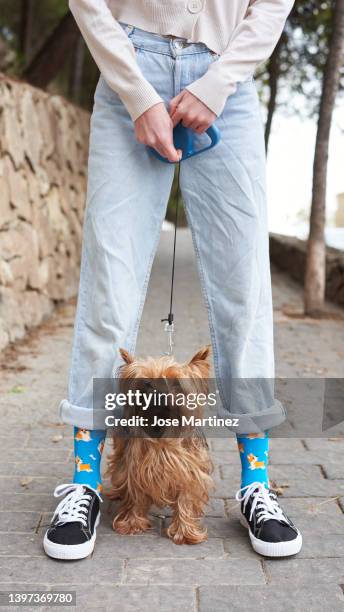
189, 345, 211, 366
119, 348, 135, 364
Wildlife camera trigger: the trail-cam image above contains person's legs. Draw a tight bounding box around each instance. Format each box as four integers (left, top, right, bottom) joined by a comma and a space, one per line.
45, 32, 176, 559
181, 70, 283, 431
60, 73, 175, 432
180, 53, 300, 556
60, 74, 173, 491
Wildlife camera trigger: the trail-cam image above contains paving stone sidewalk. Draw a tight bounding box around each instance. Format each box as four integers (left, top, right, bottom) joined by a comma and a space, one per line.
0, 229, 343, 612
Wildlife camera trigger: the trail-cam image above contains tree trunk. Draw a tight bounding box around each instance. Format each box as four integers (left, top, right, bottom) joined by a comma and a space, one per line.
22, 11, 79, 88
264, 35, 284, 153
69, 35, 85, 103
20, 0, 34, 60
304, 0, 344, 316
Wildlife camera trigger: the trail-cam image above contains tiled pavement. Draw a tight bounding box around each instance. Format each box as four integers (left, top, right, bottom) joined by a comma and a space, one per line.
0, 229, 343, 611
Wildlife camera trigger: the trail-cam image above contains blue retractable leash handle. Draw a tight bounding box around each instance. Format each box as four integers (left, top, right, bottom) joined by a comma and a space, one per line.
150, 123, 221, 163
151, 123, 221, 354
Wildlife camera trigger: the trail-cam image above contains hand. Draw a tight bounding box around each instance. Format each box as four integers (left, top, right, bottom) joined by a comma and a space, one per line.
169, 90, 217, 134
134, 103, 182, 162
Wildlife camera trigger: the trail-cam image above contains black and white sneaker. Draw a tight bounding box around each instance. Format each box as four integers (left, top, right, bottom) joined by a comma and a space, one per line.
43, 484, 101, 560
236, 482, 302, 557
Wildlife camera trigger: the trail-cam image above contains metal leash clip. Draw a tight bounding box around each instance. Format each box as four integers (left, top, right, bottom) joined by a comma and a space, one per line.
161, 315, 175, 356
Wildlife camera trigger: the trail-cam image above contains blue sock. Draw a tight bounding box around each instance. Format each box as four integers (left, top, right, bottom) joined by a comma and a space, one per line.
73, 428, 106, 494
236, 433, 269, 489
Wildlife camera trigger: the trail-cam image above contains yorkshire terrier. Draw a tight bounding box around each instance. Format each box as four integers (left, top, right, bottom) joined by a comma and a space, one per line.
107, 346, 213, 545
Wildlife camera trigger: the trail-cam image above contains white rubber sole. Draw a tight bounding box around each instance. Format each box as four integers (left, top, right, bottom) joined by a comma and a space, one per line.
240, 515, 302, 557
43, 513, 100, 560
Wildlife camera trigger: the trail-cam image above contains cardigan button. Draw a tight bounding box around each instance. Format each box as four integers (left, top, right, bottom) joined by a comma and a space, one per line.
187, 0, 203, 14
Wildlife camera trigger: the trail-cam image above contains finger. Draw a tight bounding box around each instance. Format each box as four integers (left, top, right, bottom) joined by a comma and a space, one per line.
171, 106, 185, 127
155, 137, 181, 163
169, 91, 184, 115
190, 121, 207, 134
171, 113, 181, 128
181, 114, 196, 129
190, 123, 202, 134
154, 143, 170, 160
164, 144, 182, 163
169, 99, 180, 116
169, 92, 181, 108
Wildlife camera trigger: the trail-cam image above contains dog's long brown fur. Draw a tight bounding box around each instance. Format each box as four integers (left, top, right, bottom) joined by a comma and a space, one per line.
107, 346, 213, 544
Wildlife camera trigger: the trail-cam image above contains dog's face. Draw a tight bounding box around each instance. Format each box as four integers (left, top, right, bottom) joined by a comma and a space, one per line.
117, 346, 211, 437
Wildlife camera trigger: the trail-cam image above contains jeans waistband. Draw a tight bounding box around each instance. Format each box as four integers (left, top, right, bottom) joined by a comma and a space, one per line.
120, 22, 217, 57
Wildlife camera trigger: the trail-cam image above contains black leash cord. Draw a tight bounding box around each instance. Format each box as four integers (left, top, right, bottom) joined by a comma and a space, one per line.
161, 160, 181, 327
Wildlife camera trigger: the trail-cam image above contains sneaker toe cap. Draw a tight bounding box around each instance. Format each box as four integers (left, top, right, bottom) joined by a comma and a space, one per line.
47, 523, 88, 546
259, 520, 298, 543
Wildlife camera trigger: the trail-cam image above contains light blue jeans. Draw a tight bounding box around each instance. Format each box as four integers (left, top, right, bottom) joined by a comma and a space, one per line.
59, 25, 286, 434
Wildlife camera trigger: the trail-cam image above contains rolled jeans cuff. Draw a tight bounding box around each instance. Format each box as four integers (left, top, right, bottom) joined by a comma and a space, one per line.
218, 399, 287, 435
59, 399, 107, 431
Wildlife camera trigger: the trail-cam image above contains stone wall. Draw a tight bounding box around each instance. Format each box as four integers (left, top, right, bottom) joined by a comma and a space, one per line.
269, 233, 344, 307
0, 74, 90, 351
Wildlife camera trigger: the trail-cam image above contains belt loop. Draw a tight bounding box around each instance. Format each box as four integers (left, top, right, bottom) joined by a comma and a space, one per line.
170, 39, 176, 59
124, 24, 134, 36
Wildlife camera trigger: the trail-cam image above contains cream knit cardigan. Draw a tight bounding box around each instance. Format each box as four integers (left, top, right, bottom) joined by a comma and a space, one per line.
69, 0, 294, 121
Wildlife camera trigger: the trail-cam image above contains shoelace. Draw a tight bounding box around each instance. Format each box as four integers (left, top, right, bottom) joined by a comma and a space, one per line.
235, 482, 289, 525
52, 484, 97, 527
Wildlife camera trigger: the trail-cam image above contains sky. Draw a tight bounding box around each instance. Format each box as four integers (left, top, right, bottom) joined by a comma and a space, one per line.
266, 102, 344, 249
